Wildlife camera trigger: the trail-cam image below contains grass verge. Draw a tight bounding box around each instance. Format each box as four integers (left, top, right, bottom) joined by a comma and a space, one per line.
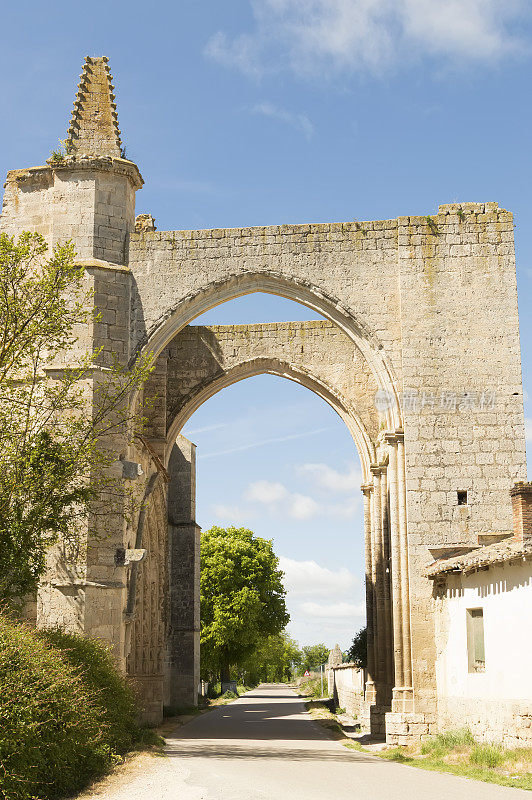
305, 702, 347, 740
343, 729, 532, 791
295, 674, 330, 700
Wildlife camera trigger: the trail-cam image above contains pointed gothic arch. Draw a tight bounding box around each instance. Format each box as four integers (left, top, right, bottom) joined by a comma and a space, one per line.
133, 270, 403, 433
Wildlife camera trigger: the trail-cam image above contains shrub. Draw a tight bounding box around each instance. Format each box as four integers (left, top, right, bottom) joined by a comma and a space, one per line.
298, 674, 328, 699
220, 690, 239, 700
470, 745, 504, 769
382, 747, 410, 762
0, 615, 140, 800
38, 627, 139, 754
421, 728, 474, 756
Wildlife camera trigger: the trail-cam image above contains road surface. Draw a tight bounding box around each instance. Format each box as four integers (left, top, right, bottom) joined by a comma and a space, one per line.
80, 685, 529, 799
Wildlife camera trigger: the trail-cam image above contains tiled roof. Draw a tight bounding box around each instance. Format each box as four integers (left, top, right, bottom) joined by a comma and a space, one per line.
427, 538, 532, 578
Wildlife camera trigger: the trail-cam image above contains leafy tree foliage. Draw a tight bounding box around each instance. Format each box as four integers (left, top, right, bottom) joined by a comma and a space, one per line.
200, 526, 289, 681
300, 643, 330, 672
346, 626, 367, 667
241, 632, 301, 684
0, 233, 152, 604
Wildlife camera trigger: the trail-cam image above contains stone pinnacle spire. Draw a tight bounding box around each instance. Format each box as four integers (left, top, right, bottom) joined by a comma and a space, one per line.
66, 56, 122, 158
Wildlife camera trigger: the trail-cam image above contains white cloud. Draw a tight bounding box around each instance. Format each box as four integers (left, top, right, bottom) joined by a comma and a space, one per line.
296, 463, 361, 517
281, 556, 365, 647
245, 480, 288, 504
279, 556, 358, 595
300, 600, 365, 618
289, 492, 320, 519
224, 473, 360, 521
205, 30, 264, 79
245, 480, 321, 518
401, 0, 525, 59
205, 0, 529, 78
252, 101, 314, 139
328, 496, 360, 518
299, 462, 361, 492
526, 418, 532, 442
211, 503, 251, 521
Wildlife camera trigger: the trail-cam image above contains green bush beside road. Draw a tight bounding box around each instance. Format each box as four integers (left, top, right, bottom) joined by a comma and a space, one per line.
0, 615, 144, 800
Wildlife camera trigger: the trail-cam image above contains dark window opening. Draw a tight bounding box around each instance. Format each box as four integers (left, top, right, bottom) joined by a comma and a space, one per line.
467, 608, 485, 672
457, 490, 468, 505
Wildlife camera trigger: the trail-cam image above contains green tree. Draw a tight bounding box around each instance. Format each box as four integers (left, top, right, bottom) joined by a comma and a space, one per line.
0, 232, 152, 604
300, 643, 330, 672
200, 526, 289, 682
346, 626, 367, 667
241, 632, 302, 684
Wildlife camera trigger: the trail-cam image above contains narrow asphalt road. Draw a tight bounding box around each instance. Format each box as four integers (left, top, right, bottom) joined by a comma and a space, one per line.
82, 685, 529, 800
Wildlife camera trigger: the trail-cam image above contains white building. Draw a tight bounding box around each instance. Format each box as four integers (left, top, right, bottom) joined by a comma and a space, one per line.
428, 482, 532, 746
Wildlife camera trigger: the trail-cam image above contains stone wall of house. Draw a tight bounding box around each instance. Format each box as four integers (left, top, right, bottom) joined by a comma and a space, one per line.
431, 559, 532, 747
437, 700, 532, 749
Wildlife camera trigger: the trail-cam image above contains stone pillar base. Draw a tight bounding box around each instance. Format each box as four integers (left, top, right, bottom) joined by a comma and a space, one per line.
369, 705, 389, 739
392, 686, 414, 713
362, 681, 392, 739
385, 711, 438, 745
164, 628, 200, 709
364, 680, 376, 703
132, 674, 164, 726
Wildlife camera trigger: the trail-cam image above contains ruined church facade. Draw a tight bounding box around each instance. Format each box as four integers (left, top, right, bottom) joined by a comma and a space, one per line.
0, 56, 527, 741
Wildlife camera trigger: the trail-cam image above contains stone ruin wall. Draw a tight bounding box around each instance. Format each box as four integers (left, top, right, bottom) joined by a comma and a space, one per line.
128, 206, 526, 712
0, 53, 526, 732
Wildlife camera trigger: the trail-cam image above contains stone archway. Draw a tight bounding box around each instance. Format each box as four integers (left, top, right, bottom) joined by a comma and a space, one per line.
2, 54, 526, 742
130, 316, 413, 734
130, 270, 403, 435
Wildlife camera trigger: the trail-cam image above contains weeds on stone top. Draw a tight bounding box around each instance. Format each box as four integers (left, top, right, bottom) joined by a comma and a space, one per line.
343, 740, 365, 752
426, 215, 440, 235
49, 138, 73, 164
457, 206, 466, 222
380, 746, 410, 762
49, 148, 66, 164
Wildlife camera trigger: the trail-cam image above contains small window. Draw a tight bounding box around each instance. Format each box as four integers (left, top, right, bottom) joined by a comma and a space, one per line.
457, 490, 468, 506
467, 608, 485, 672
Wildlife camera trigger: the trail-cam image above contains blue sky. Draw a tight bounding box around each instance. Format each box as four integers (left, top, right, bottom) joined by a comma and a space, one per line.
1, 0, 531, 649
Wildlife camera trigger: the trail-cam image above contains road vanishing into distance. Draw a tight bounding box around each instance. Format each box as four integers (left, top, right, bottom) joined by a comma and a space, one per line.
81, 685, 529, 800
